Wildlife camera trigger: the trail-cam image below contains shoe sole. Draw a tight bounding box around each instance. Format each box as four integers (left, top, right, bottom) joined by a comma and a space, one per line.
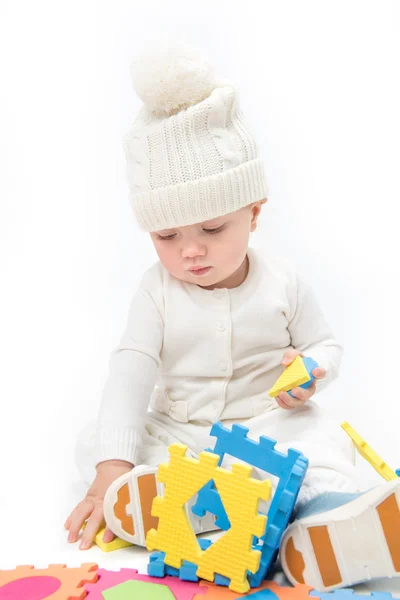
104, 464, 218, 547
280, 478, 400, 591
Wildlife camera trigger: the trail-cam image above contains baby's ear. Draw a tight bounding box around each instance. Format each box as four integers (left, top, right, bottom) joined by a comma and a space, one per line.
251, 200, 265, 220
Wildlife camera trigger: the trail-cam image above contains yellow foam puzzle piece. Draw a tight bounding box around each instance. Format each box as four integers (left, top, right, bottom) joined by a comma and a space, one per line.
341, 421, 397, 482
268, 355, 311, 398
196, 462, 270, 593
146, 444, 218, 569
81, 522, 132, 552
146, 443, 271, 594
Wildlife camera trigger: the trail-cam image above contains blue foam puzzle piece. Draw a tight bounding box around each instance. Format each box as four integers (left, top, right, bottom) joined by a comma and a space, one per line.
396, 468, 400, 477
287, 356, 318, 398
148, 538, 230, 585
310, 591, 393, 600
191, 423, 309, 588
148, 537, 266, 588
246, 590, 280, 599
192, 447, 231, 531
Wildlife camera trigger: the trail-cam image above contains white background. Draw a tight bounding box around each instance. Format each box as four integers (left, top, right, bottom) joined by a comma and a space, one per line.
1, 0, 400, 590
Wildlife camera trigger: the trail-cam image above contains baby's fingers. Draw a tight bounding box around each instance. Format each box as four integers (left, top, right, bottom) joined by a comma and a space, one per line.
66, 502, 93, 543
291, 381, 316, 402
79, 506, 105, 550
278, 389, 308, 408
281, 348, 303, 366
102, 527, 115, 543
64, 508, 78, 530
312, 367, 326, 379
276, 394, 294, 410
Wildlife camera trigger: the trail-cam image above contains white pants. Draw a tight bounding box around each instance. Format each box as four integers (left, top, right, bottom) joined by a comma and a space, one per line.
75, 400, 363, 510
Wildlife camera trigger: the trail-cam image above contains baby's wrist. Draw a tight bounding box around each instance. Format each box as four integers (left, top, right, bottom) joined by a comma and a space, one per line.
96, 458, 133, 472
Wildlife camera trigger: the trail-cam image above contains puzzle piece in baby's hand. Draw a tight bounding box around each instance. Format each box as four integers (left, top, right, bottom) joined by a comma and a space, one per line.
287, 357, 318, 398
268, 356, 318, 399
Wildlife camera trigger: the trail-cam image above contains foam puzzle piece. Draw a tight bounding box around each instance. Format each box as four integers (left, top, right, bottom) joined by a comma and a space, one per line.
0, 575, 62, 598
192, 423, 308, 587
102, 579, 176, 599
84, 568, 206, 600
146, 446, 218, 568
286, 357, 318, 398
255, 582, 315, 600
310, 590, 393, 600
150, 538, 208, 579
246, 592, 280, 600
193, 580, 314, 599
149, 538, 234, 586
81, 522, 132, 552
195, 465, 269, 591
146, 443, 270, 594
268, 356, 316, 398
341, 422, 398, 482
0, 563, 98, 599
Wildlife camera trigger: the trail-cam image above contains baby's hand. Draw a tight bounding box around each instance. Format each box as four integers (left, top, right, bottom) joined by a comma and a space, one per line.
276, 348, 326, 410
64, 459, 133, 550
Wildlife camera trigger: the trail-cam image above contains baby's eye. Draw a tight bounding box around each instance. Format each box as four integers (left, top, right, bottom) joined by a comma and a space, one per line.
203, 225, 225, 234
158, 225, 225, 240
158, 234, 176, 240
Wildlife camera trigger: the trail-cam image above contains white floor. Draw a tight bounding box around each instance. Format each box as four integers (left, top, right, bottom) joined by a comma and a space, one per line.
2, 456, 400, 598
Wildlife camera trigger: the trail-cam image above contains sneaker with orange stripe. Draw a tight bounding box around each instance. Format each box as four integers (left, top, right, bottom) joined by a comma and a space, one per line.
103, 464, 218, 547
280, 478, 400, 591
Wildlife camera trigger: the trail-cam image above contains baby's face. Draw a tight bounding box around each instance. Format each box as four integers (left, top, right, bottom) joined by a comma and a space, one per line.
149, 200, 266, 289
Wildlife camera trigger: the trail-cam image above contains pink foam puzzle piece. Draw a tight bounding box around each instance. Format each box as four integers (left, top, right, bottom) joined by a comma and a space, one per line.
0, 564, 98, 599
0, 575, 61, 599
85, 568, 207, 600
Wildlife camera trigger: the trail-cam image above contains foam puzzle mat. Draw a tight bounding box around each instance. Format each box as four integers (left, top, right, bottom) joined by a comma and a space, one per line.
0, 565, 396, 599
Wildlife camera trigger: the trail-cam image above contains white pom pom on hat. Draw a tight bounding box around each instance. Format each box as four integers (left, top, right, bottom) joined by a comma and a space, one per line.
130, 39, 225, 117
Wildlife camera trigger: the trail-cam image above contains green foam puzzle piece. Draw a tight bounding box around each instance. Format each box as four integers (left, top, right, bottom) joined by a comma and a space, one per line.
102, 579, 176, 599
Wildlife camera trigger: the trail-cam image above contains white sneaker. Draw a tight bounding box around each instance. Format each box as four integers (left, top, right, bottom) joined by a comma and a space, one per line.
103, 464, 218, 547
280, 478, 400, 591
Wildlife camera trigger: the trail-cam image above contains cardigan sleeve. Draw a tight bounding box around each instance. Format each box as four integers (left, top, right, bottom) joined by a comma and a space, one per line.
286, 265, 344, 394
94, 267, 164, 466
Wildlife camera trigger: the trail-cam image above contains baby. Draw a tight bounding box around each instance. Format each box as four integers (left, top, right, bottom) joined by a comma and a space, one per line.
65, 41, 400, 591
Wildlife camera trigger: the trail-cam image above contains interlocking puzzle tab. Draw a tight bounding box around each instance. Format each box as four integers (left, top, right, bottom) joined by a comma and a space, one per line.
192, 423, 308, 587
145, 443, 271, 594
341, 421, 398, 482
268, 356, 318, 398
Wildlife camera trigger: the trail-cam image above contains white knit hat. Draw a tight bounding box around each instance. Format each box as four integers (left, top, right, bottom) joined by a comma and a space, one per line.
123, 40, 268, 232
